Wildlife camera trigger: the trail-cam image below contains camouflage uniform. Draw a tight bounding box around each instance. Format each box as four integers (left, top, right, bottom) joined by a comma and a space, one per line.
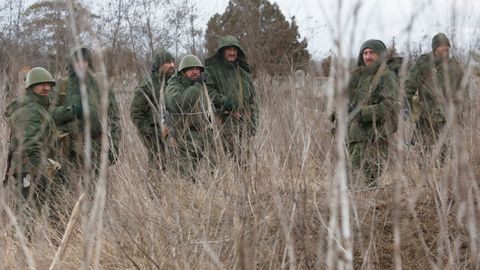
405, 33, 465, 147
347, 40, 400, 187
165, 55, 211, 178
205, 35, 258, 161
4, 68, 68, 237
130, 49, 175, 173
51, 47, 121, 175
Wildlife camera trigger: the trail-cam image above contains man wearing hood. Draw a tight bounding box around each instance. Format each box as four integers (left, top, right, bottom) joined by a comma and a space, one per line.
346, 39, 400, 187
5, 67, 62, 217
204, 35, 258, 161
130, 48, 175, 174
405, 33, 465, 147
165, 55, 211, 178
52, 46, 121, 180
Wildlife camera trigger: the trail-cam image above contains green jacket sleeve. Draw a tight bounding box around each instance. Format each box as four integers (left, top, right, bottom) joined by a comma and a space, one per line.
205, 68, 227, 109
166, 80, 201, 112
130, 85, 152, 137
360, 73, 399, 125
19, 111, 47, 175
108, 89, 122, 153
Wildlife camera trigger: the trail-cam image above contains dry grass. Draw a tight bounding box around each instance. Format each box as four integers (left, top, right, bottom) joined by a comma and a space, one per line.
0, 73, 479, 269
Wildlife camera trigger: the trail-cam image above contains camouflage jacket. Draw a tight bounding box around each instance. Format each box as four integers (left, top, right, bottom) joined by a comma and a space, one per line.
51, 71, 121, 158
165, 73, 210, 140
130, 72, 170, 146
347, 62, 400, 143
405, 52, 464, 124
5, 91, 57, 177
205, 36, 258, 133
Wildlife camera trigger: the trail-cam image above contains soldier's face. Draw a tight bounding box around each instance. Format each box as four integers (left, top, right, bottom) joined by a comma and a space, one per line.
74, 59, 89, 75
362, 48, 379, 66
223, 47, 238, 62
160, 60, 175, 76
32, 82, 53, 96
183, 67, 202, 80
434, 44, 450, 60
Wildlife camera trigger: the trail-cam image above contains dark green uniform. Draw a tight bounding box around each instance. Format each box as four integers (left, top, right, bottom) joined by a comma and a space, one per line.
5, 91, 57, 200
165, 72, 211, 177
405, 33, 464, 147
205, 35, 258, 160
347, 40, 400, 186
130, 49, 175, 172
52, 47, 121, 172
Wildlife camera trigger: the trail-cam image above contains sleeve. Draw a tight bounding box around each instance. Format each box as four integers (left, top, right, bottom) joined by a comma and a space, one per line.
130, 85, 152, 137
108, 89, 122, 155
205, 68, 227, 110
360, 73, 400, 125
166, 81, 201, 112
19, 112, 47, 175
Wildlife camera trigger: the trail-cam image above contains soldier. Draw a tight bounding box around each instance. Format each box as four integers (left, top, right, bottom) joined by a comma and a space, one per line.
346, 39, 400, 187
205, 35, 258, 163
51, 46, 121, 188
4, 67, 63, 228
130, 48, 175, 174
165, 55, 212, 178
405, 33, 465, 148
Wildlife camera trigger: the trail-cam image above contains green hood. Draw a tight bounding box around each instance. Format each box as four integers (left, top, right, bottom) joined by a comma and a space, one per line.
67, 46, 94, 75
206, 35, 251, 73
357, 39, 387, 67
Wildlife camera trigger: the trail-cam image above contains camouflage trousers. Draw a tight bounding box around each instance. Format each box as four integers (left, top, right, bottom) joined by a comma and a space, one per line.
171, 131, 213, 181
348, 139, 389, 188
218, 117, 255, 168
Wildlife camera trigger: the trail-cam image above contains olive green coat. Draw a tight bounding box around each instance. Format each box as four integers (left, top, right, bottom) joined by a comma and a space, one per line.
405, 52, 464, 131
5, 91, 57, 177
205, 36, 258, 135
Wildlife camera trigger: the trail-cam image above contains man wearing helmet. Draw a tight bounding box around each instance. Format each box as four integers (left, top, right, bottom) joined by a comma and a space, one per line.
130, 48, 175, 175
165, 55, 212, 178
204, 35, 258, 163
4, 67, 63, 215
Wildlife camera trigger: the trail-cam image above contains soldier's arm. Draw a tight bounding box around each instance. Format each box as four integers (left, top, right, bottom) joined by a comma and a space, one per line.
19, 111, 47, 175
130, 85, 152, 137
166, 81, 201, 112
108, 89, 122, 154
204, 69, 227, 110
360, 74, 400, 124
50, 83, 76, 125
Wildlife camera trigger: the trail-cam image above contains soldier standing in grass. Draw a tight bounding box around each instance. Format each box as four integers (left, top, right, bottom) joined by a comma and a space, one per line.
130, 48, 176, 175
405, 33, 465, 148
346, 39, 400, 188
204, 35, 258, 164
165, 55, 212, 178
51, 46, 121, 189
4, 67, 64, 233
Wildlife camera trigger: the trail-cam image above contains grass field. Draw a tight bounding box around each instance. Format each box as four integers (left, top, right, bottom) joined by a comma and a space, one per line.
0, 70, 479, 269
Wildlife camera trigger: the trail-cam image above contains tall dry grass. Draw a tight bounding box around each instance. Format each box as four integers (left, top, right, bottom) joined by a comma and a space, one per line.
0, 65, 479, 269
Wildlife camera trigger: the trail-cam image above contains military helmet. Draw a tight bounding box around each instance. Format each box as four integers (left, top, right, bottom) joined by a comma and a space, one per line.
179, 55, 204, 72
26, 67, 56, 89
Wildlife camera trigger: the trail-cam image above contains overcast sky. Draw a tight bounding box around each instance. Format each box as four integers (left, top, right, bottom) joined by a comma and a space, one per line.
196, 0, 480, 59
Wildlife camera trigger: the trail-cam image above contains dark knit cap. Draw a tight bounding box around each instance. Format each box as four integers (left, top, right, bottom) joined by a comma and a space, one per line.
357, 39, 387, 66
152, 48, 175, 72
431, 33, 451, 51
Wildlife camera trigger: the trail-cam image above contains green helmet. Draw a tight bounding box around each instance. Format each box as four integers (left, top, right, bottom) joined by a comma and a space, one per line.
179, 55, 204, 72
26, 67, 56, 89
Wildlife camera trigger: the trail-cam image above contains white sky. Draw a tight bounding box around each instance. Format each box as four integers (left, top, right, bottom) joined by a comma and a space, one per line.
195, 0, 480, 59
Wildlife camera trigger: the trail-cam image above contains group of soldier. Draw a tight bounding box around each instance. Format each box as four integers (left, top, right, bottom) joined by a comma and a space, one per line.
3, 35, 257, 226
341, 32, 465, 188
2, 32, 466, 229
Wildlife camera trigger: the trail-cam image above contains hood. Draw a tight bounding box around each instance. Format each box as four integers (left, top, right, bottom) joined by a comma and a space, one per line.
357, 39, 387, 67
152, 48, 175, 73
67, 46, 93, 75
205, 35, 251, 73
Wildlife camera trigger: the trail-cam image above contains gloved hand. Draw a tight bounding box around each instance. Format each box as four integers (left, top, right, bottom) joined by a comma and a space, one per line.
223, 97, 236, 112
72, 104, 83, 119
